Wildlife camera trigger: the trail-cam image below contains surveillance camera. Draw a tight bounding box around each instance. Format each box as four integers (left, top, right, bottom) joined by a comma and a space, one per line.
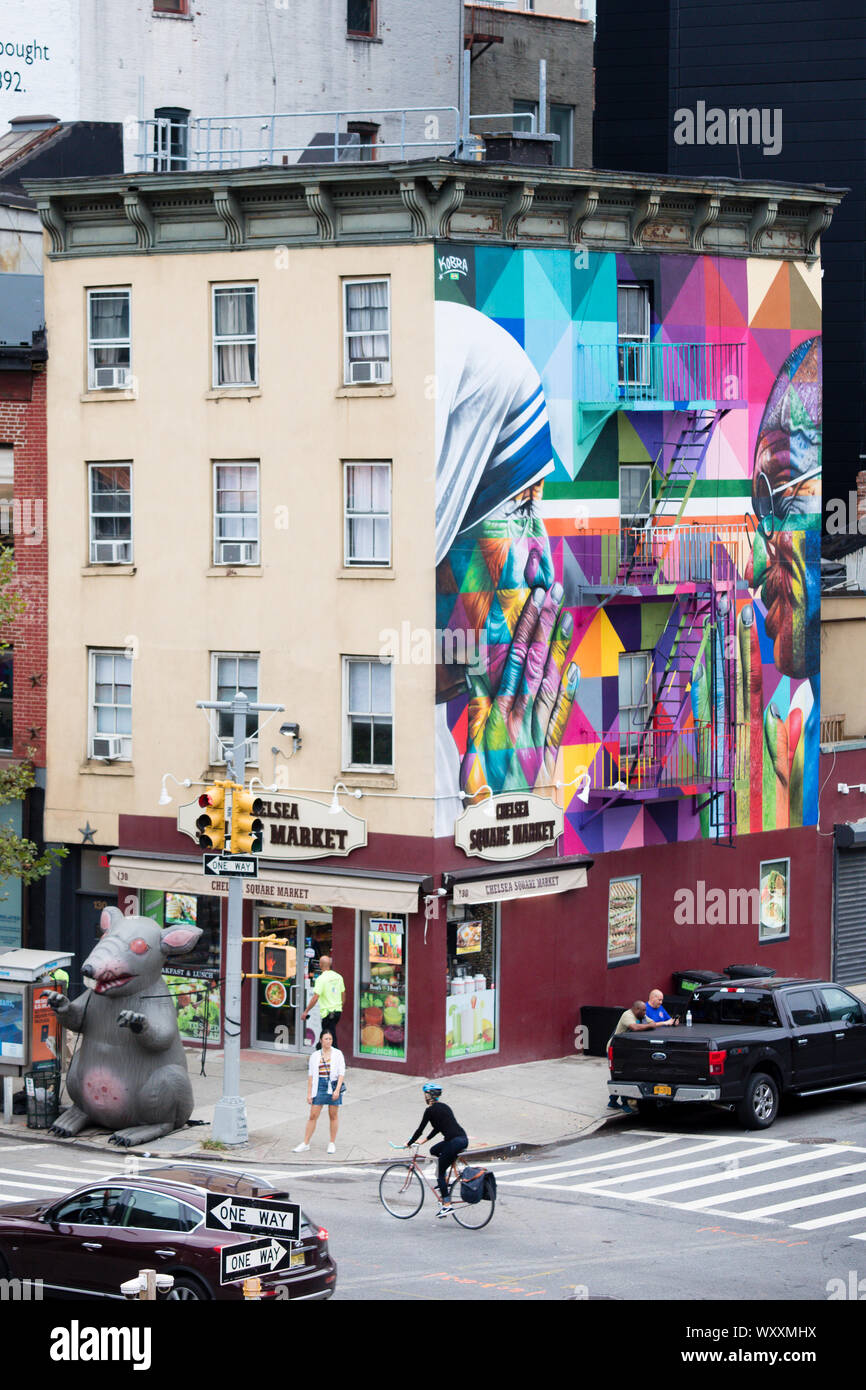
280, 722, 299, 737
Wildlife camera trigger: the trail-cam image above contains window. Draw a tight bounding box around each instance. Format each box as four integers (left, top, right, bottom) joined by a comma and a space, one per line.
607, 876, 640, 963
49, 1187, 127, 1226
212, 284, 257, 388
618, 653, 651, 736
446, 903, 499, 1061
344, 462, 391, 566
786, 989, 822, 1028
617, 283, 651, 388
122, 1189, 200, 1232
0, 649, 12, 753
213, 462, 260, 565
89, 650, 132, 761
153, 106, 189, 171
358, 912, 406, 1060
820, 987, 864, 1024
347, 0, 375, 35
343, 657, 393, 769
153, 0, 188, 12
88, 464, 132, 564
211, 653, 259, 766
346, 121, 379, 161
343, 278, 391, 384
550, 103, 573, 167
87, 289, 131, 390
619, 463, 651, 566
513, 99, 538, 133
692, 991, 781, 1028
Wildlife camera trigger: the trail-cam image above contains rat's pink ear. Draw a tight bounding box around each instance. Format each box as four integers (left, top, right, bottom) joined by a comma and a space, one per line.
161, 925, 203, 956
99, 906, 125, 935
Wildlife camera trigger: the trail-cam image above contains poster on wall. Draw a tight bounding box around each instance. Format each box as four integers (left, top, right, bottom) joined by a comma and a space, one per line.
359, 916, 405, 1059
759, 860, 789, 940
608, 878, 640, 962
31, 986, 61, 1070
456, 921, 482, 955
368, 919, 402, 965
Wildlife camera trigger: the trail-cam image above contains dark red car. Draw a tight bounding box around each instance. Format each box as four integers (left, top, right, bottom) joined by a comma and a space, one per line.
0, 1164, 336, 1301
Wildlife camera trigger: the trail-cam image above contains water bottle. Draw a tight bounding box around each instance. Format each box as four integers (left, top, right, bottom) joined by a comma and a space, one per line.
685, 1009, 692, 1028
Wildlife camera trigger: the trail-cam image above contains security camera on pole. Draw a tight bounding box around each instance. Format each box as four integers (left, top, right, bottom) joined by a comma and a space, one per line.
196, 692, 283, 1146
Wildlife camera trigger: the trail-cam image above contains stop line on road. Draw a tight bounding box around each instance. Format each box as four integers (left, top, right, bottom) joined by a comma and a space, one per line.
488, 1134, 866, 1241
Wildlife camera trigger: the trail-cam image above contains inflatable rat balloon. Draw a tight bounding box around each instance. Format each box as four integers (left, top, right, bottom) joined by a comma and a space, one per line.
46, 906, 201, 1146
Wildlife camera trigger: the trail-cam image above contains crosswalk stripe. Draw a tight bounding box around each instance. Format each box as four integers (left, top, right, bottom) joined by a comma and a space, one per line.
496, 1136, 747, 1187
566, 1140, 789, 1191
794, 1205, 866, 1230
680, 1162, 866, 1212
742, 1178, 866, 1219
0, 1178, 69, 1193
0, 1167, 69, 1186
488, 1135, 682, 1179
613, 1144, 838, 1200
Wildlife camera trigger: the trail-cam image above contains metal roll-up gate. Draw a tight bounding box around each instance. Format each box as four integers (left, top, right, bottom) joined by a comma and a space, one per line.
834, 822, 866, 984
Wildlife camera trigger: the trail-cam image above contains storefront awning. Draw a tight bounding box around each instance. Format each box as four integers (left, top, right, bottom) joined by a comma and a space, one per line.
441, 854, 593, 905
109, 852, 432, 915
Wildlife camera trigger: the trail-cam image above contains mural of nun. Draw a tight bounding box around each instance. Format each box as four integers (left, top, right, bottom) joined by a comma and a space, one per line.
435, 301, 579, 835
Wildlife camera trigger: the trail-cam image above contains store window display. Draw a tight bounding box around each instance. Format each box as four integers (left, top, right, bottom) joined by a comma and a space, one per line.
446, 904, 498, 1061
358, 913, 406, 1059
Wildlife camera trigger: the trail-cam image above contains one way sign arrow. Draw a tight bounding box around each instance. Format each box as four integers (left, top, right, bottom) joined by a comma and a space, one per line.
206, 1193, 301, 1239
202, 852, 258, 878
219, 1237, 296, 1285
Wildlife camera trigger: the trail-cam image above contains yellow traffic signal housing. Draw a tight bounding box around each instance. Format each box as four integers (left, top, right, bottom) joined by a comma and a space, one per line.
231, 790, 264, 855
196, 783, 227, 850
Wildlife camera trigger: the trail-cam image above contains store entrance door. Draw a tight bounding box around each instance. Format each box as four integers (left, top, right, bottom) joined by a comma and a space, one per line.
253, 909, 332, 1053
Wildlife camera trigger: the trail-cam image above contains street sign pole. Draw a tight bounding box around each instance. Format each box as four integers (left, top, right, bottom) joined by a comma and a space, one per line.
197, 692, 283, 1147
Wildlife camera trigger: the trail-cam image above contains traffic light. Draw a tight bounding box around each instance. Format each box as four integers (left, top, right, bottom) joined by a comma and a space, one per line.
259, 941, 289, 978
196, 783, 227, 850
231, 789, 264, 855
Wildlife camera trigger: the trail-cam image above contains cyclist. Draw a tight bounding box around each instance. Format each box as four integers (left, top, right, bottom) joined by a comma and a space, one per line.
406, 1082, 468, 1218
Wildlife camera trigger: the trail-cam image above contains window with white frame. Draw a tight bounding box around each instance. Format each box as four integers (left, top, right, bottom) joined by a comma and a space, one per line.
211, 653, 259, 765
343, 278, 391, 385
88, 464, 133, 564
213, 462, 260, 565
212, 284, 258, 388
618, 652, 651, 740
344, 461, 391, 566
617, 283, 651, 388
87, 289, 131, 390
343, 657, 393, 769
89, 650, 133, 761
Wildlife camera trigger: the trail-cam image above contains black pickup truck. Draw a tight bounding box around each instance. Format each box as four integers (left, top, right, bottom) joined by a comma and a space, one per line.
608, 978, 866, 1129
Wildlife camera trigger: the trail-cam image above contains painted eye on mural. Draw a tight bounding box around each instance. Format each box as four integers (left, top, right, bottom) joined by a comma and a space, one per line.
128, 938, 150, 955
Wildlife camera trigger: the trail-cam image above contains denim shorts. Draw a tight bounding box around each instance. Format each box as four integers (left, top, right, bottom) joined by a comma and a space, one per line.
312, 1078, 342, 1107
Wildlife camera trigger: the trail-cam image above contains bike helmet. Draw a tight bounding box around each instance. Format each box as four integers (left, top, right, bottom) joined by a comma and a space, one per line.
422, 1082, 442, 1097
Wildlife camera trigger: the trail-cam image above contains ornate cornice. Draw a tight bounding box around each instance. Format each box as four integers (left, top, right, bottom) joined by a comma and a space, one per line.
23, 160, 845, 263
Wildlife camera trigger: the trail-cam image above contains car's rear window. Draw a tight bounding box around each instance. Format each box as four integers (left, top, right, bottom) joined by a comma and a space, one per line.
691, 990, 780, 1027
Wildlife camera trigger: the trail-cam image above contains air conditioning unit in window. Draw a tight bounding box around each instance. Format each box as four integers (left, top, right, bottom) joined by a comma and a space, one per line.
348, 359, 390, 385
93, 367, 132, 390
92, 541, 131, 564
92, 734, 124, 761
219, 541, 257, 565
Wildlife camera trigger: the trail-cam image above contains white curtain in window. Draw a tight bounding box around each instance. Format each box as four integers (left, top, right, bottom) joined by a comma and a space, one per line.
215, 290, 255, 385
346, 282, 389, 361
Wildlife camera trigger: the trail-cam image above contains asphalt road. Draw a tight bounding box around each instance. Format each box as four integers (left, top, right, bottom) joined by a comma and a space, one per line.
3, 1086, 866, 1308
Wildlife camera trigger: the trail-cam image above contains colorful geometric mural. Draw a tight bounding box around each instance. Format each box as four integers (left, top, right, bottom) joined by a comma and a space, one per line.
434, 244, 821, 854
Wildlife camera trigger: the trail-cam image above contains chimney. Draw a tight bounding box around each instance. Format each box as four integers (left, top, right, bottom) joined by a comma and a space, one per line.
482, 131, 558, 167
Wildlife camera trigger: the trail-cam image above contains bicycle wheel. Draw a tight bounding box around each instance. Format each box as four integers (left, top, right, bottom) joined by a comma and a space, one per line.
447, 1176, 495, 1229
379, 1163, 425, 1218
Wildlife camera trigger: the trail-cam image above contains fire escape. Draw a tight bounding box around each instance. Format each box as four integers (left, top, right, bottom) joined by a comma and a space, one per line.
574, 340, 748, 844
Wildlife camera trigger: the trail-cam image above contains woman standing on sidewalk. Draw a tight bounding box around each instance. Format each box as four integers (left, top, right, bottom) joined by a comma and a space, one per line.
293, 1030, 346, 1155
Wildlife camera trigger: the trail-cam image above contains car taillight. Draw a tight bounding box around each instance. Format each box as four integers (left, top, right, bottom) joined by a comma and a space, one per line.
708, 1049, 726, 1075
316, 1227, 328, 1243
607, 1044, 614, 1071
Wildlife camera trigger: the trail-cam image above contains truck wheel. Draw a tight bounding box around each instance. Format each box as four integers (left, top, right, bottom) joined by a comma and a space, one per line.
736, 1072, 779, 1129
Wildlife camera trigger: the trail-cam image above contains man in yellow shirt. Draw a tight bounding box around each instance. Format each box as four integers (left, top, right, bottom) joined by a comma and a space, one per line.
301, 955, 346, 1050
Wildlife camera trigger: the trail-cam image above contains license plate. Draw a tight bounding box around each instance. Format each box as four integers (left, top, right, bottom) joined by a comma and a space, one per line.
290, 1251, 305, 1268
653, 1084, 672, 1096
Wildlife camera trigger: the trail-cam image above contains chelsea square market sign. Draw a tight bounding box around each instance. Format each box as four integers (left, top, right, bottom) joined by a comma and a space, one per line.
177, 795, 367, 860
455, 793, 563, 862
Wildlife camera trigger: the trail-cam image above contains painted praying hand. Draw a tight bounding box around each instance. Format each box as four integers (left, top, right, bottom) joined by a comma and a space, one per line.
460, 581, 579, 802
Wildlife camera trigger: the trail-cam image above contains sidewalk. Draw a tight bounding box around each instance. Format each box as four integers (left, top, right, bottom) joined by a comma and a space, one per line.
0, 1051, 621, 1165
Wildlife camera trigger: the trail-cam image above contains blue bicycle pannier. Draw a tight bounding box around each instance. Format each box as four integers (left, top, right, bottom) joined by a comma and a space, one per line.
460, 1166, 487, 1204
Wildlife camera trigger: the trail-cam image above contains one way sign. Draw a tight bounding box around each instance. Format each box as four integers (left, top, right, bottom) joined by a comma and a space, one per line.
206, 1193, 301, 1240
220, 1237, 295, 1285
203, 852, 258, 877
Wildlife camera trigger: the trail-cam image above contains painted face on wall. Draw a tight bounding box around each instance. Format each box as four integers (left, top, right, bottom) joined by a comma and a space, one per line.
746, 337, 821, 679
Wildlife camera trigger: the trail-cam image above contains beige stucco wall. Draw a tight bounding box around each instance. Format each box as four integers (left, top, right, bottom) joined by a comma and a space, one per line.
44, 242, 437, 846
821, 596, 866, 739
